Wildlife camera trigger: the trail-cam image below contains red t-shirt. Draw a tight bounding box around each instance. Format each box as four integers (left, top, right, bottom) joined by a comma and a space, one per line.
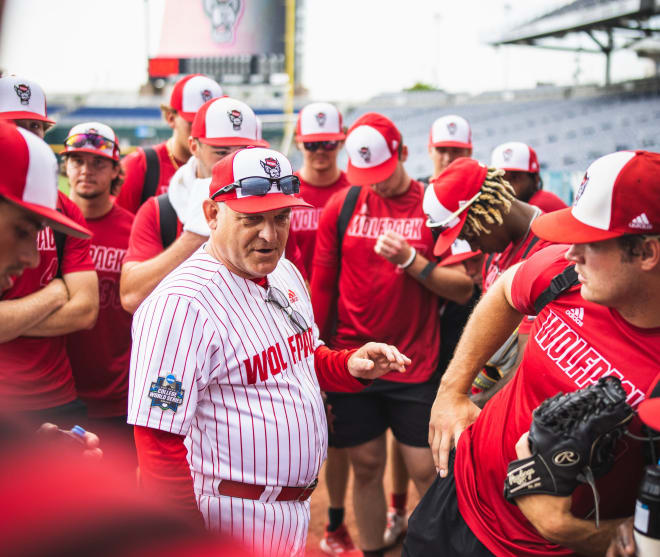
455, 245, 656, 556
115, 142, 185, 215
124, 196, 183, 263
312, 180, 440, 383
66, 204, 134, 418
528, 189, 568, 213
0, 193, 95, 411
291, 171, 350, 279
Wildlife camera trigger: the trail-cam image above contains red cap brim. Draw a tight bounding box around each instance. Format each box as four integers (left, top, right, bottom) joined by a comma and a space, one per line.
639, 398, 660, 431
295, 132, 345, 142
532, 209, 622, 244
430, 140, 472, 149
5, 197, 91, 238
225, 193, 313, 214
432, 212, 469, 257
439, 249, 482, 267
198, 137, 269, 147
0, 112, 55, 125
346, 154, 398, 185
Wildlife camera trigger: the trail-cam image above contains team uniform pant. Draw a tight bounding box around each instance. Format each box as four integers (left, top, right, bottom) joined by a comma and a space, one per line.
197, 493, 310, 557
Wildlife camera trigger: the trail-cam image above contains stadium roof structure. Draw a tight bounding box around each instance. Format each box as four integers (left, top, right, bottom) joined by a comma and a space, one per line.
490, 0, 660, 84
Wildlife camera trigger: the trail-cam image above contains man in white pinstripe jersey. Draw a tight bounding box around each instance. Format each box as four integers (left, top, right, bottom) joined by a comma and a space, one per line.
127, 146, 410, 557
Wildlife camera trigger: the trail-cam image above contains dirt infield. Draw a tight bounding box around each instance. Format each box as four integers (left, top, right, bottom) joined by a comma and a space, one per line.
305, 432, 422, 557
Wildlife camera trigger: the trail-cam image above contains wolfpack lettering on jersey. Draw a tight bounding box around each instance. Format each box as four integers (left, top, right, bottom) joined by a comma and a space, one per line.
290, 206, 323, 232
347, 215, 424, 240
127, 248, 327, 557
89, 245, 127, 274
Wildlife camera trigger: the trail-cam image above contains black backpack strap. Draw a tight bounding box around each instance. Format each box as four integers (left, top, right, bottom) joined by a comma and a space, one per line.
53, 230, 66, 278
521, 235, 541, 259
141, 147, 161, 205
336, 186, 361, 254
157, 193, 178, 249
533, 265, 579, 315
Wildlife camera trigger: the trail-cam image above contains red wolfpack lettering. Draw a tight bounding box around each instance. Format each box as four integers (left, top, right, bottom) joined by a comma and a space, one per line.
90, 245, 127, 274
290, 207, 322, 232
286, 327, 314, 365
347, 216, 423, 240
534, 310, 645, 405
243, 341, 289, 385
37, 228, 56, 251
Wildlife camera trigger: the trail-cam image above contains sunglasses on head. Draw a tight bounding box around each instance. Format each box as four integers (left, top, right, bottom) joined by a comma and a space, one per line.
211, 175, 301, 199
303, 141, 339, 152
64, 132, 117, 153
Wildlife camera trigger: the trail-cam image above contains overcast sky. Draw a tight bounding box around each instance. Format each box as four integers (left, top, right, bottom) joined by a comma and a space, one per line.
0, 0, 654, 102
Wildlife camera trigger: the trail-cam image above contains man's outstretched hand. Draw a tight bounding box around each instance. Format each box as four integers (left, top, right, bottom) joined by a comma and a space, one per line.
347, 342, 411, 380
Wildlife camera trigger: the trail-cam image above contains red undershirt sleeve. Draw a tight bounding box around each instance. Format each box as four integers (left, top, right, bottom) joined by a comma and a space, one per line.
314, 345, 368, 393
133, 425, 204, 525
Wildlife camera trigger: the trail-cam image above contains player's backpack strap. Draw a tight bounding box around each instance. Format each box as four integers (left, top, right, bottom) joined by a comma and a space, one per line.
533, 265, 579, 315
521, 235, 540, 259
141, 147, 161, 206
53, 208, 66, 278
336, 185, 361, 256
157, 193, 178, 250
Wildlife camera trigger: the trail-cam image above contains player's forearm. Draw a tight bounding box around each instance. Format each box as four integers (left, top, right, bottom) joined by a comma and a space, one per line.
24, 271, 99, 337
121, 232, 205, 314
405, 253, 474, 304
533, 513, 623, 556
0, 280, 69, 342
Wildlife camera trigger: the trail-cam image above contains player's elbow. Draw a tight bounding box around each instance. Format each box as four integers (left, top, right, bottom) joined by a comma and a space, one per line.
444, 278, 474, 305
120, 287, 142, 315
532, 515, 573, 546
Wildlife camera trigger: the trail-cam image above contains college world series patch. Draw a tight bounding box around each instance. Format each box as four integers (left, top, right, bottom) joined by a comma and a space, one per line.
149, 373, 185, 412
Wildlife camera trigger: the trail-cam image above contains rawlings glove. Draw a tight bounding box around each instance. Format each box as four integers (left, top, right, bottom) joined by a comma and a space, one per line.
503, 376, 634, 526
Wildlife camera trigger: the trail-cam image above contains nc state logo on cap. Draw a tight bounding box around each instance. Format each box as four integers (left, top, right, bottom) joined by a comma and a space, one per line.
14, 83, 31, 105
260, 157, 281, 178
447, 122, 457, 136
227, 109, 243, 130
201, 89, 213, 102
503, 148, 513, 162
359, 146, 371, 163
315, 112, 326, 127
575, 173, 589, 203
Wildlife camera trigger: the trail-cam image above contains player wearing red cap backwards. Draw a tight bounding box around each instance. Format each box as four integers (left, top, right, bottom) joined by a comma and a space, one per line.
427, 115, 472, 181
116, 74, 223, 214
60, 122, 136, 465
0, 121, 99, 427
126, 146, 411, 557
490, 141, 567, 213
0, 75, 55, 138
120, 96, 269, 314
312, 113, 474, 557
404, 150, 660, 556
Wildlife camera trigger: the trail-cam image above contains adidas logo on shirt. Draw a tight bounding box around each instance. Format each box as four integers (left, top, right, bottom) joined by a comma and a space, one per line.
565, 307, 584, 327
629, 213, 652, 230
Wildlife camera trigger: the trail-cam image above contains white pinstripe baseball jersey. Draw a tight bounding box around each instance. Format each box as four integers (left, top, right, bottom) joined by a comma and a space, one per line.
127, 246, 327, 556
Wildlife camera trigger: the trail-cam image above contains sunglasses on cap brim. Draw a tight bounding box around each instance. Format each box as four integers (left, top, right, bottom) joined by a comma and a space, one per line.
425, 190, 482, 230
64, 132, 118, 153
211, 175, 301, 199
303, 141, 339, 152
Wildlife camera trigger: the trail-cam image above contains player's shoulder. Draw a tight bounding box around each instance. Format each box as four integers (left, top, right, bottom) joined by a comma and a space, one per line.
109, 202, 136, 225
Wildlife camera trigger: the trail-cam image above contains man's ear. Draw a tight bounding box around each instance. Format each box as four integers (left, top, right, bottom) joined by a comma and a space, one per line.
399, 144, 408, 163
203, 199, 220, 230
640, 236, 660, 271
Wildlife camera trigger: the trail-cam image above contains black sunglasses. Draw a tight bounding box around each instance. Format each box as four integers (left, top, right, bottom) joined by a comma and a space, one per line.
265, 286, 309, 333
211, 175, 300, 199
303, 141, 339, 152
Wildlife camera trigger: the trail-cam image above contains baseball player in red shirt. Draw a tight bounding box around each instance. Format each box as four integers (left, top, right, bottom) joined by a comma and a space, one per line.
127, 146, 411, 557
427, 114, 472, 181
0, 75, 55, 138
116, 74, 223, 214
311, 113, 474, 557
406, 150, 660, 556
120, 96, 268, 314
490, 141, 568, 213
61, 122, 136, 466
0, 121, 99, 428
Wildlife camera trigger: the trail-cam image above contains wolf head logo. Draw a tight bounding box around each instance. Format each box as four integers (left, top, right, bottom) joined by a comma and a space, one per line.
201, 89, 213, 103
315, 112, 326, 127
227, 109, 243, 131
203, 0, 242, 44
447, 122, 457, 136
358, 146, 371, 163
503, 148, 513, 161
260, 157, 281, 178
14, 84, 31, 105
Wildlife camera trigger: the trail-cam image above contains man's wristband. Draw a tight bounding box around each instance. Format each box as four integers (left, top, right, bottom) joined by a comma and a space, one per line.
419, 260, 438, 280
398, 247, 417, 269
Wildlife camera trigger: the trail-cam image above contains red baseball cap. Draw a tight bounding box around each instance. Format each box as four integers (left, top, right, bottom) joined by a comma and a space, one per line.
169, 74, 223, 122
438, 239, 482, 267
491, 141, 540, 173
638, 376, 660, 431
429, 115, 472, 149
423, 158, 489, 256
209, 147, 313, 214
0, 75, 55, 126
0, 122, 91, 238
61, 122, 120, 162
295, 102, 345, 142
345, 113, 401, 184
192, 96, 268, 147
533, 151, 660, 244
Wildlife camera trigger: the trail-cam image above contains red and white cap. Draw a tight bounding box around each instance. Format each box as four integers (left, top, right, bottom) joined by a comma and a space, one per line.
533, 150, 660, 244
490, 141, 539, 173
423, 157, 488, 256
438, 239, 482, 267
0, 75, 54, 126
429, 115, 471, 149
192, 96, 268, 147
345, 113, 401, 184
210, 147, 313, 214
61, 122, 120, 162
295, 102, 345, 142
169, 74, 223, 122
0, 122, 91, 238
